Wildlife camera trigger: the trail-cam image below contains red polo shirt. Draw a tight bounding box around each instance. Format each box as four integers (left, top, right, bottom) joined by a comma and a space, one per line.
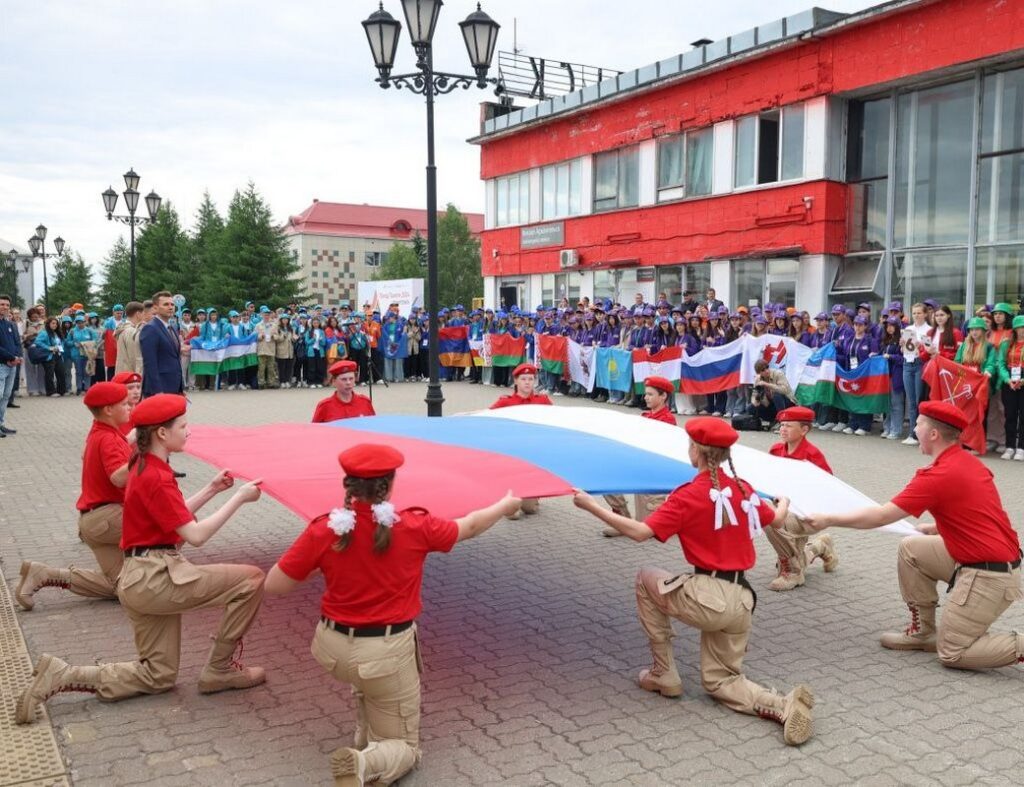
645, 472, 774, 571
768, 438, 833, 474
489, 393, 553, 409
76, 421, 132, 512
642, 407, 676, 425
891, 445, 1019, 564
312, 393, 377, 423
120, 455, 194, 549
277, 503, 459, 624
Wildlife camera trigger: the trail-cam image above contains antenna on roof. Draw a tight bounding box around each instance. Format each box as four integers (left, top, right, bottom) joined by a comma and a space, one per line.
513, 18, 520, 55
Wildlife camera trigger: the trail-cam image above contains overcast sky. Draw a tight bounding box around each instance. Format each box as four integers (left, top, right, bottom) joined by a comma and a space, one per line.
1, 0, 879, 292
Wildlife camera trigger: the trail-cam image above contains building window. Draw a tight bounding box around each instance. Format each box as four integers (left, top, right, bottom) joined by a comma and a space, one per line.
542, 159, 583, 219
348, 251, 356, 263
541, 273, 555, 307
686, 128, 714, 197
978, 67, 1024, 244
657, 136, 685, 195
974, 245, 1024, 308
593, 145, 639, 212
683, 262, 711, 298
732, 259, 765, 309
364, 251, 389, 267
495, 171, 530, 227
657, 129, 715, 201
593, 270, 616, 305
890, 250, 968, 313
734, 104, 804, 188
655, 265, 682, 303
847, 97, 892, 253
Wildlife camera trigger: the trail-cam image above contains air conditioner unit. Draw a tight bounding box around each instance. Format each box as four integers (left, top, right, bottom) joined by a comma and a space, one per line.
559, 249, 579, 268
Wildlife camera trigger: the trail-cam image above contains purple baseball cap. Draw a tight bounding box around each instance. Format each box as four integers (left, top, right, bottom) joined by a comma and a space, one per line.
853, 315, 868, 325
815, 312, 828, 321
831, 304, 844, 314
857, 302, 871, 311
923, 299, 939, 309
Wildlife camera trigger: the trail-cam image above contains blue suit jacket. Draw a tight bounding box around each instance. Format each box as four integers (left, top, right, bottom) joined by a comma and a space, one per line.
139, 320, 184, 396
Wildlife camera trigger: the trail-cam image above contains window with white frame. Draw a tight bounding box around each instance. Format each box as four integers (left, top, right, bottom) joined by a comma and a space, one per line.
542, 159, 583, 219
494, 171, 530, 227
734, 103, 805, 188
656, 128, 715, 201
593, 145, 639, 212
657, 135, 685, 197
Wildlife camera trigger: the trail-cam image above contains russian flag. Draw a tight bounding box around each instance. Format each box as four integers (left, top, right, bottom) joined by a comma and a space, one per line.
678, 343, 742, 395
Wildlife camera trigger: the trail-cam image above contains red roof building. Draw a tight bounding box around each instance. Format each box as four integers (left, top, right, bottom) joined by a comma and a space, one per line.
471, 0, 1024, 317
283, 201, 484, 306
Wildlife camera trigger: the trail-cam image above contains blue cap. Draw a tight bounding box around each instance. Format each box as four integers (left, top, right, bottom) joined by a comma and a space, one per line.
496, 310, 507, 319
113, 303, 124, 311
74, 314, 85, 321
87, 311, 97, 318
228, 310, 239, 317
259, 305, 270, 313
244, 301, 254, 307
61, 315, 73, 323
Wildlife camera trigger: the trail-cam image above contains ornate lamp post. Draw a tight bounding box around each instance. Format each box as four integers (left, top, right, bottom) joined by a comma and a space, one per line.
6, 249, 33, 305
361, 0, 501, 417
26, 226, 65, 311
101, 168, 161, 300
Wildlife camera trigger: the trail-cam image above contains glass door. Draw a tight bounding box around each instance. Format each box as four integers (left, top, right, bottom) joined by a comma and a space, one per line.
765, 258, 798, 307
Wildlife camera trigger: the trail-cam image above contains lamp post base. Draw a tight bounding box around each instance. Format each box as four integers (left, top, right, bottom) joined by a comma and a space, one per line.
425, 382, 445, 418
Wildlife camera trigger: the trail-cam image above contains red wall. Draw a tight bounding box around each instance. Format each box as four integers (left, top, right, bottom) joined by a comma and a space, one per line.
481, 181, 849, 277
480, 0, 1024, 179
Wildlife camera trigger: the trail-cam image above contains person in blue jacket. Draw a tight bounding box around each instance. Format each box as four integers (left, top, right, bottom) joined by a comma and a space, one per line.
69, 314, 98, 395
305, 316, 327, 388
33, 317, 68, 397
840, 315, 880, 436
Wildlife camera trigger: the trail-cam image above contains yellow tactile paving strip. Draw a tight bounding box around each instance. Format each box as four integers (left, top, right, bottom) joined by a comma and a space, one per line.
0, 564, 71, 787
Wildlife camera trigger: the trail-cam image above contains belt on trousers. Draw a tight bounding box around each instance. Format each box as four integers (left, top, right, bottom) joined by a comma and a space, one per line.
694, 567, 758, 612
946, 552, 1022, 594
124, 545, 179, 557
79, 503, 119, 515
321, 616, 414, 637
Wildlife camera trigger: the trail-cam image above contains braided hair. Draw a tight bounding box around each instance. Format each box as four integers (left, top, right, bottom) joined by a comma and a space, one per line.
128, 416, 181, 475
331, 473, 395, 553
693, 442, 754, 527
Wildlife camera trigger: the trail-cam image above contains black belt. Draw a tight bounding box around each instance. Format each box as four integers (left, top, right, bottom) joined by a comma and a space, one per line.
946, 553, 1022, 593
694, 567, 758, 612
321, 616, 413, 637
124, 545, 179, 557
80, 503, 119, 514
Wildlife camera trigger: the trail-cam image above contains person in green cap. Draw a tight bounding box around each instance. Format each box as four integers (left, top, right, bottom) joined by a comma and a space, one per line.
955, 317, 998, 450
988, 303, 1017, 452
994, 314, 1024, 461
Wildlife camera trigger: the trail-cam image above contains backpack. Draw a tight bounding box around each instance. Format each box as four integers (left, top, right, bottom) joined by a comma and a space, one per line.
731, 413, 763, 432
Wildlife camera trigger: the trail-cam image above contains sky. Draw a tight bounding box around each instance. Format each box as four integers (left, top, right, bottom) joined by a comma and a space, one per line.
0, 0, 880, 296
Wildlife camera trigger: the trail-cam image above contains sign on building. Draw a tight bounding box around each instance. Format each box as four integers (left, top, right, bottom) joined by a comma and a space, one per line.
357, 278, 425, 317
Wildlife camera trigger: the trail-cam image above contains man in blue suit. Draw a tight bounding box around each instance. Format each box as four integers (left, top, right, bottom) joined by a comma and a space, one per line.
139, 291, 184, 397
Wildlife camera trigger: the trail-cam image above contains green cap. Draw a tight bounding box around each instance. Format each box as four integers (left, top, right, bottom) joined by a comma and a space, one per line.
993, 302, 1014, 315
1012, 315, 1024, 330
966, 316, 988, 331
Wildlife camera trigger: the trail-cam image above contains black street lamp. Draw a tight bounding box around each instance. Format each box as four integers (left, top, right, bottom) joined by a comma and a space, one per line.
362, 1, 501, 417
26, 225, 66, 312
101, 167, 162, 300
6, 249, 33, 306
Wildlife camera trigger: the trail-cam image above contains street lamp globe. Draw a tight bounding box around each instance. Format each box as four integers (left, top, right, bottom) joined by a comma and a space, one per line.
123, 168, 140, 192
7, 249, 16, 264
28, 236, 40, 255
145, 190, 162, 221
102, 187, 119, 217
401, 0, 443, 47
460, 3, 500, 82
35, 224, 47, 241
20, 257, 31, 274
362, 3, 402, 79
53, 236, 65, 256
124, 187, 140, 215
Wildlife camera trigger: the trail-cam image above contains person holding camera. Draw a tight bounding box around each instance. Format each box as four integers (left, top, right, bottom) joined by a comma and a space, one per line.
750, 360, 795, 426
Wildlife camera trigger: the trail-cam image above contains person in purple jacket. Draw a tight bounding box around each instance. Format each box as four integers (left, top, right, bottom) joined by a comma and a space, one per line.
650, 318, 674, 352
789, 313, 812, 347
808, 314, 829, 349
840, 316, 880, 436
770, 310, 789, 336
857, 302, 882, 342
879, 316, 906, 440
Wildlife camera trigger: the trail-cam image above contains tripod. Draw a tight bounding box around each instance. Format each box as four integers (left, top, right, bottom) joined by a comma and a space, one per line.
365, 352, 389, 403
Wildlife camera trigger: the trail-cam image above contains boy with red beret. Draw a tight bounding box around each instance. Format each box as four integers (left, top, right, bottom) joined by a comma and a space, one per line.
573, 417, 814, 746
806, 401, 1023, 670
491, 363, 552, 517
763, 406, 840, 591
312, 360, 376, 422
111, 371, 143, 436
15, 382, 133, 610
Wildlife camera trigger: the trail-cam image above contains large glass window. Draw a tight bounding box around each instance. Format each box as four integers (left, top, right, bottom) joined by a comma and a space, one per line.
594, 146, 639, 212
894, 80, 974, 247
657, 136, 685, 193
541, 273, 555, 307
655, 266, 682, 304
734, 116, 757, 188
974, 245, 1024, 309
978, 68, 1024, 244
593, 270, 616, 305
542, 159, 583, 220
891, 250, 969, 315
734, 104, 804, 188
657, 129, 714, 200
685, 127, 714, 197
766, 258, 798, 307
495, 171, 530, 227
732, 259, 765, 309
781, 104, 806, 181
847, 97, 892, 252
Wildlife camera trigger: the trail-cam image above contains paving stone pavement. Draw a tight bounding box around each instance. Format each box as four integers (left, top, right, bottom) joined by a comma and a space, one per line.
1, 381, 1022, 786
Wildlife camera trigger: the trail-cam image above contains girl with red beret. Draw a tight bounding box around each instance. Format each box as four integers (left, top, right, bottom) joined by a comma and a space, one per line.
264, 443, 520, 785
573, 417, 815, 746
17, 394, 267, 725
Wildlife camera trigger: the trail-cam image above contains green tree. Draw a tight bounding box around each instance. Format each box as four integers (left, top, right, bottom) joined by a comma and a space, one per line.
47, 248, 94, 312
203, 182, 305, 309
436, 204, 482, 308
134, 202, 193, 300
189, 190, 225, 309
372, 243, 426, 285
96, 237, 131, 309
0, 262, 24, 308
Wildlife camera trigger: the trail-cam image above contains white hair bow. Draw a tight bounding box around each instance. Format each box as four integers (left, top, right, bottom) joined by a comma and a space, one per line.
740, 493, 763, 538
709, 487, 738, 530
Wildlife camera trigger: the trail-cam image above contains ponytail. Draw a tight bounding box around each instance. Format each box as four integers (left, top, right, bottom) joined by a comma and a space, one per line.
331, 474, 395, 553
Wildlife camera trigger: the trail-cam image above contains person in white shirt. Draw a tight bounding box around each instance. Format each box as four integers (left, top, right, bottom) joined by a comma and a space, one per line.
899, 302, 933, 445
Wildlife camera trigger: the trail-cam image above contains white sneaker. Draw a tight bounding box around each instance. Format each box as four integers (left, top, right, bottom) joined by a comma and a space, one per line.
854, 428, 868, 436
821, 422, 835, 431
1015, 449, 1024, 462
712, 411, 722, 417
842, 427, 854, 435
833, 423, 848, 432
902, 436, 918, 445
886, 433, 900, 440
1001, 448, 1015, 460
228, 384, 237, 391
553, 391, 564, 396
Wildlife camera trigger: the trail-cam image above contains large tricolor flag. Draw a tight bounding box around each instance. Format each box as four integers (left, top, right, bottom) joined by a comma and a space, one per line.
675, 343, 742, 395
632, 346, 683, 393
794, 343, 890, 413
438, 326, 472, 367
537, 335, 569, 378
487, 334, 526, 367
190, 335, 258, 376
922, 355, 990, 453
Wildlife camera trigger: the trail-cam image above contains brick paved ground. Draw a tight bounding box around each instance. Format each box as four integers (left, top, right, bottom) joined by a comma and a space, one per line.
1, 381, 1022, 786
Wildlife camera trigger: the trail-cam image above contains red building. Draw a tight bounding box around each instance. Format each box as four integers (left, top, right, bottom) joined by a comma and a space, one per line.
472, 0, 1024, 316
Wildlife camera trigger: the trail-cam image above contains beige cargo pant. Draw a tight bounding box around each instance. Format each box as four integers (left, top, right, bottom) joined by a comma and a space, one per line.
311, 621, 422, 784
896, 535, 1023, 669
762, 512, 827, 570
603, 494, 666, 520
87, 552, 264, 700
70, 504, 125, 598
635, 568, 780, 713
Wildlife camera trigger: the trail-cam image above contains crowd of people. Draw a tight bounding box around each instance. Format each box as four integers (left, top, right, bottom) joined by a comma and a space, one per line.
3, 289, 1023, 459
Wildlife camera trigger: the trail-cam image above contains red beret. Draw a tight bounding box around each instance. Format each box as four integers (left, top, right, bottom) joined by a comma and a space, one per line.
512, 363, 538, 378
111, 371, 142, 385
919, 401, 967, 432
329, 360, 358, 377
131, 394, 187, 427
685, 416, 739, 448
644, 376, 674, 395
83, 382, 128, 408
338, 444, 405, 478
776, 406, 815, 423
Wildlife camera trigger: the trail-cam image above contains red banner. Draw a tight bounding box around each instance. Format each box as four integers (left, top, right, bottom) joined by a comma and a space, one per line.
922, 356, 990, 453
